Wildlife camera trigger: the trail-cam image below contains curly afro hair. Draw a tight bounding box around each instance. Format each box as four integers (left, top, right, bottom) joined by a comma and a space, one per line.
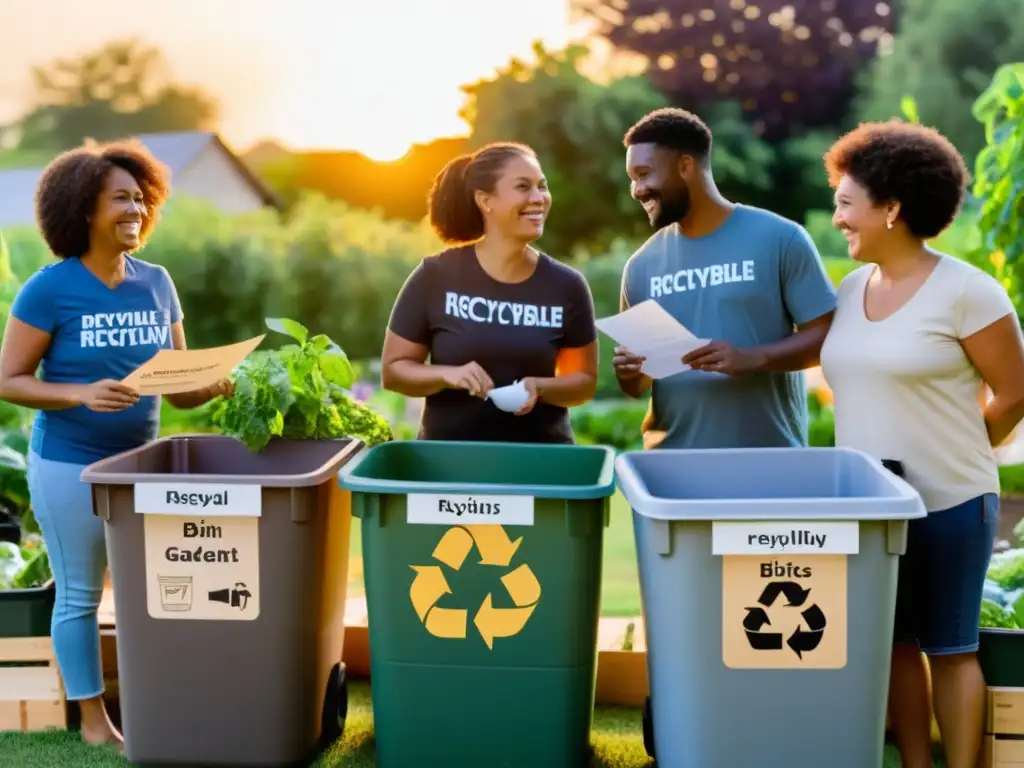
824, 120, 969, 239
34, 138, 172, 259
623, 107, 713, 165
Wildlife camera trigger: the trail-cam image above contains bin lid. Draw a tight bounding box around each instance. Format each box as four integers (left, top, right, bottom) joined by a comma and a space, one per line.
337, 440, 617, 499
615, 446, 928, 521
79, 434, 364, 488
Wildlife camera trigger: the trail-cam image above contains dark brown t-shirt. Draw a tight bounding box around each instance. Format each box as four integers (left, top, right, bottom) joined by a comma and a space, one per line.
387, 246, 597, 443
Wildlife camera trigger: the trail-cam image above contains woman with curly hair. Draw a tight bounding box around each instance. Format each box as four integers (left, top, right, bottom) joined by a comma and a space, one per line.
0, 139, 232, 748
819, 120, 1024, 768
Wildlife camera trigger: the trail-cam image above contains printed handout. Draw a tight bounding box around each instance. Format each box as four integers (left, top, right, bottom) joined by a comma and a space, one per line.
595, 300, 709, 379
121, 335, 266, 395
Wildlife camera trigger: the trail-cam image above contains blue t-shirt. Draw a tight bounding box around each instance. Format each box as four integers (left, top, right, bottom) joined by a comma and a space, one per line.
620, 204, 837, 450
11, 256, 183, 464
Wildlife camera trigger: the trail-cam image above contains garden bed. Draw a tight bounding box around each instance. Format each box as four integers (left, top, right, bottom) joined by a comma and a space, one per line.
979, 546, 1024, 689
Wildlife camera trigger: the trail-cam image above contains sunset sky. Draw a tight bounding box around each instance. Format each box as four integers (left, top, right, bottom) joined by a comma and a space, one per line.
0, 0, 590, 160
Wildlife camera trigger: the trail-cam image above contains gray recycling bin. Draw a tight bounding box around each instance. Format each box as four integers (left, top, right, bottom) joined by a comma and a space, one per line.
615, 446, 926, 768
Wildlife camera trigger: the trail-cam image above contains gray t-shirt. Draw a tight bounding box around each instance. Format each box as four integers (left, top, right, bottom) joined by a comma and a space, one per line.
620, 204, 837, 450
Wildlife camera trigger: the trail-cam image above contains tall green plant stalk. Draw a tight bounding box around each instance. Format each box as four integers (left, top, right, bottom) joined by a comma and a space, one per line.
970, 63, 1024, 313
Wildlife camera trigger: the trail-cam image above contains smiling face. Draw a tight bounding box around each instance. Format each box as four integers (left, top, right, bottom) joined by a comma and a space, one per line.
475, 153, 551, 244
626, 142, 693, 230
831, 174, 897, 262
90, 166, 147, 253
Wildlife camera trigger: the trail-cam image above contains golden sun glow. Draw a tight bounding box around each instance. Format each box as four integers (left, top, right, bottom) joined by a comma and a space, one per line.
358, 137, 412, 163
0, 0, 587, 158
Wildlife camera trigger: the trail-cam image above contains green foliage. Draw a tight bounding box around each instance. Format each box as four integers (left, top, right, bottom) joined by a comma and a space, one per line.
1001, 463, 1024, 495
971, 63, 1024, 279
803, 211, 850, 261
806, 393, 836, 448
691, 101, 776, 197
0, 539, 51, 590
770, 132, 842, 220
0, 230, 23, 344
0, 149, 56, 170
856, 0, 1024, 164
981, 597, 1021, 629
981, 549, 1024, 629
571, 400, 646, 452
212, 317, 393, 453
566, 392, 836, 452
900, 96, 921, 124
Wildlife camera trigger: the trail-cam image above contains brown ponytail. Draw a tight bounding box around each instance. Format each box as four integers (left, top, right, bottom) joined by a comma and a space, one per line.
426, 142, 536, 245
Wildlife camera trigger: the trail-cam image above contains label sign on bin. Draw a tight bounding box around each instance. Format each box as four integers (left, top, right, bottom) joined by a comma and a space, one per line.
716, 520, 857, 670
711, 520, 859, 555
407, 493, 535, 526
136, 482, 262, 621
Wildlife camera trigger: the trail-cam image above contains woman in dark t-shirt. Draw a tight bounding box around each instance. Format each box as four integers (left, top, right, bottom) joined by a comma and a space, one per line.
381, 142, 598, 443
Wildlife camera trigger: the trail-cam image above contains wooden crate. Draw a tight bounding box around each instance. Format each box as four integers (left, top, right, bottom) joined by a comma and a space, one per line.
982, 687, 1024, 767
0, 636, 67, 732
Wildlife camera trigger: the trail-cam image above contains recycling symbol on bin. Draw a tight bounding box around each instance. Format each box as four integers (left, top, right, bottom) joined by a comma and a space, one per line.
743, 581, 827, 659
409, 525, 541, 650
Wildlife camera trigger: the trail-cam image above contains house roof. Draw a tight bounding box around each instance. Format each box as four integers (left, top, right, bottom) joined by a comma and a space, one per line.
0, 131, 280, 228
0, 168, 45, 229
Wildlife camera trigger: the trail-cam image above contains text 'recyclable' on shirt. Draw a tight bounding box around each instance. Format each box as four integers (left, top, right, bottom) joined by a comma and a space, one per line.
619, 204, 838, 451
10, 255, 183, 464
387, 246, 597, 443
820, 254, 1017, 513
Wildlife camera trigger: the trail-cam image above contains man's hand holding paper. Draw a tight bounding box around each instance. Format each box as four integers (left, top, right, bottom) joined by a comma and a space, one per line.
682, 340, 766, 376
596, 300, 710, 380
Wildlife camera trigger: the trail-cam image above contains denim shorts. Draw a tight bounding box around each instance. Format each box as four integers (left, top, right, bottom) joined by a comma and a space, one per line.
892, 492, 999, 655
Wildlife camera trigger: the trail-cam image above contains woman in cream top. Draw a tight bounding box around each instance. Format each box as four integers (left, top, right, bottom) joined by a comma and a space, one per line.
820, 120, 1024, 768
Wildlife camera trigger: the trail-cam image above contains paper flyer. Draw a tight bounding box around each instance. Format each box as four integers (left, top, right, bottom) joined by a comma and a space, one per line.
121, 335, 265, 395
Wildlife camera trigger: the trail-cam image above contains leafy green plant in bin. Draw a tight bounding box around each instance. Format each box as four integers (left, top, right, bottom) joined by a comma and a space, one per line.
212, 317, 394, 452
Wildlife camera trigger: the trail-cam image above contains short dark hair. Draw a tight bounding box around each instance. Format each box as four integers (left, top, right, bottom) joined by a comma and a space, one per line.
427, 142, 537, 245
34, 138, 172, 259
824, 120, 969, 239
623, 108, 713, 164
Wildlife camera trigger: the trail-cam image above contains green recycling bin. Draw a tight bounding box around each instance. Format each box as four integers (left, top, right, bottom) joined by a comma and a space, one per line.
337, 440, 616, 768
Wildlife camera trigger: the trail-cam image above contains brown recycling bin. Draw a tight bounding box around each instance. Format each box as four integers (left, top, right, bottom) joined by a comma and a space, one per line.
80, 434, 362, 767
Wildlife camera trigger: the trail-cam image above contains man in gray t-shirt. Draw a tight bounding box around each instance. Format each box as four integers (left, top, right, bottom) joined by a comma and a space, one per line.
614, 108, 837, 450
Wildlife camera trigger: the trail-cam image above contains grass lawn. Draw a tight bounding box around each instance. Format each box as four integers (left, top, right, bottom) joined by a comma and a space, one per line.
345, 491, 642, 618
0, 680, 930, 767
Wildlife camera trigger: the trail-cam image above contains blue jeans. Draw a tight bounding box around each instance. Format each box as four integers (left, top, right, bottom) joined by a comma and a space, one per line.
893, 493, 1000, 655
27, 451, 106, 700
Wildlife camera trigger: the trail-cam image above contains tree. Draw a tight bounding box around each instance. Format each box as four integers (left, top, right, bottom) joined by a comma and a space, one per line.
5, 39, 219, 152
574, 0, 896, 140
856, 0, 1024, 164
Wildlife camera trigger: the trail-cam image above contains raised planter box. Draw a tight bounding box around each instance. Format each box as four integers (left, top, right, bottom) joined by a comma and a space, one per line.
594, 649, 648, 707
0, 580, 68, 732
980, 627, 1024, 688
0, 579, 55, 639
